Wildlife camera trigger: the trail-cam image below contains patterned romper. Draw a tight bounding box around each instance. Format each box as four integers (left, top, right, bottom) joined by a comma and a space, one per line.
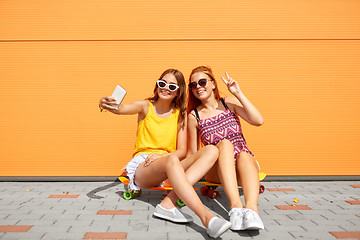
193, 98, 254, 161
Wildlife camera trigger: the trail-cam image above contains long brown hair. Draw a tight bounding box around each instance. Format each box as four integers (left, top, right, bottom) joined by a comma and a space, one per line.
147, 69, 187, 129
187, 66, 221, 114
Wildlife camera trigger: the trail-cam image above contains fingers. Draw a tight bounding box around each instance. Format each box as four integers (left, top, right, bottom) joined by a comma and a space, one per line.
144, 153, 161, 167
145, 154, 152, 162
225, 72, 234, 83
222, 72, 233, 84
223, 72, 236, 85
100, 96, 116, 103
102, 103, 118, 111
99, 96, 117, 110
144, 159, 154, 167
104, 96, 117, 104
222, 72, 240, 95
102, 96, 115, 101
225, 72, 230, 80
144, 154, 155, 167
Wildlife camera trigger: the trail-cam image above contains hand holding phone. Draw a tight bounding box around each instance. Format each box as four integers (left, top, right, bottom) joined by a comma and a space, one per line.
111, 85, 127, 108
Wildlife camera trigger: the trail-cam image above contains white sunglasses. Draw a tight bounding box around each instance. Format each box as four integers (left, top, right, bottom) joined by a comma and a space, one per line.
156, 80, 179, 92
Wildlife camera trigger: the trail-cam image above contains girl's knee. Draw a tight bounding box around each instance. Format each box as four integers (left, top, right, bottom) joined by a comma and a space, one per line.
216, 139, 234, 151
165, 155, 180, 169
203, 145, 219, 157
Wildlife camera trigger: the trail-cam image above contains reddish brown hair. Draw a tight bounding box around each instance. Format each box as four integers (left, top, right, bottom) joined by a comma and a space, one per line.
187, 66, 221, 114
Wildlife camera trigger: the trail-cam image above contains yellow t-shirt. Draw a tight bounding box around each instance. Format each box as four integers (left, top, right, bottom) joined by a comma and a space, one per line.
133, 101, 179, 156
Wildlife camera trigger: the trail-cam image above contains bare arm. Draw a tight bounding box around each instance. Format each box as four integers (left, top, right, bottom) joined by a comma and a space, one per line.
172, 117, 187, 160
221, 73, 264, 126
187, 112, 199, 157
99, 96, 147, 116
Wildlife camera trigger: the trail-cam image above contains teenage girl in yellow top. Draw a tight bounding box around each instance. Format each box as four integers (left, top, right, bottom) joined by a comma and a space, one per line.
99, 69, 231, 238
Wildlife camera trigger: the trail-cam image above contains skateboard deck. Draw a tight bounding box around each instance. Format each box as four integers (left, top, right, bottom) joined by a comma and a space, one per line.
199, 172, 267, 199
119, 176, 173, 192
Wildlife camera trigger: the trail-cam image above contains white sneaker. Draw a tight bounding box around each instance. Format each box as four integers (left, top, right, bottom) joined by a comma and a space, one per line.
153, 204, 193, 223
206, 217, 232, 238
243, 209, 264, 230
228, 208, 246, 230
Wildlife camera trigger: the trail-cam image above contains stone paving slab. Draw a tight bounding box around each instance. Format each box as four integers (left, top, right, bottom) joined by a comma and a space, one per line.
0, 181, 359, 239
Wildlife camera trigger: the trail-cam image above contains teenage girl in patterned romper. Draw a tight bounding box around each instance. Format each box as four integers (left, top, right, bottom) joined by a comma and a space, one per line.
99, 69, 231, 238
187, 66, 265, 231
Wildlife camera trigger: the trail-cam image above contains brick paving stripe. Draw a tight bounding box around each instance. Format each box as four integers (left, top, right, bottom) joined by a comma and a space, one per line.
329, 231, 360, 239
0, 225, 33, 232
350, 185, 360, 188
267, 188, 295, 191
97, 210, 132, 215
48, 194, 80, 198
345, 200, 360, 205
275, 205, 312, 210
83, 232, 127, 239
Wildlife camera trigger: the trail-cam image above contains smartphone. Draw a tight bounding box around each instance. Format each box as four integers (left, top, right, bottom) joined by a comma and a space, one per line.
111, 85, 127, 108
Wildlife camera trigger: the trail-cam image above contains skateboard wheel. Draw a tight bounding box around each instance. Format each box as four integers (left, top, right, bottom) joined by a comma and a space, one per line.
124, 191, 132, 200
259, 185, 265, 194
208, 189, 219, 199
200, 186, 209, 196
177, 199, 185, 207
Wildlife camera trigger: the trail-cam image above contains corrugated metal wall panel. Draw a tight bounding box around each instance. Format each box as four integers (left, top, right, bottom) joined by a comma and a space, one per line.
1, 0, 360, 40
0, 1, 359, 176
1, 40, 359, 176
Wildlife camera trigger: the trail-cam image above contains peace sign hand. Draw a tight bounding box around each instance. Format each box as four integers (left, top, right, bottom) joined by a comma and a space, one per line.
221, 72, 241, 95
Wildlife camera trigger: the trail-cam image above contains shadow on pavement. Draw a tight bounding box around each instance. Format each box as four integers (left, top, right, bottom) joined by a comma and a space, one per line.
86, 179, 121, 199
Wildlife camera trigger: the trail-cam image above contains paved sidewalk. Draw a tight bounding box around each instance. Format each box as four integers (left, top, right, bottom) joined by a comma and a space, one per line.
0, 180, 359, 240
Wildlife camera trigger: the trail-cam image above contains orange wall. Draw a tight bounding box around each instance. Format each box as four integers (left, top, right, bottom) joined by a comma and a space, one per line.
1, 0, 360, 176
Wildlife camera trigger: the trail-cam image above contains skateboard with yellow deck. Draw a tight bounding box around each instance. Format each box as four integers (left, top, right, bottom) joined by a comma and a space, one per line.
199, 172, 267, 199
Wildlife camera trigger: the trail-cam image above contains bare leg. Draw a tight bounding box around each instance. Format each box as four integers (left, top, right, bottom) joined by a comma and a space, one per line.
135, 153, 215, 227
161, 145, 219, 209
205, 139, 243, 209
236, 152, 260, 213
